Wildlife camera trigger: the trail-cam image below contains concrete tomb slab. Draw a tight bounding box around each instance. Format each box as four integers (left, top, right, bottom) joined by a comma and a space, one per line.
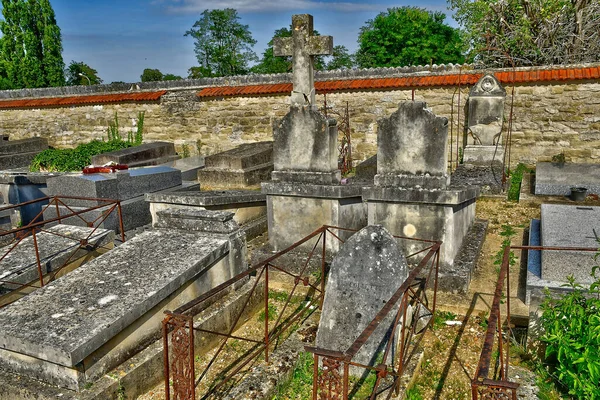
0, 224, 114, 295
197, 141, 273, 189
463, 74, 506, 165
0, 137, 49, 170
364, 101, 478, 292
163, 155, 205, 181
540, 204, 600, 284
0, 228, 233, 390
535, 162, 600, 196
90, 141, 178, 168
316, 225, 408, 373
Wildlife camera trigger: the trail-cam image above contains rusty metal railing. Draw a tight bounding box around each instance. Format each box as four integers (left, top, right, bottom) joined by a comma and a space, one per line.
0, 196, 125, 307
471, 244, 598, 399
162, 225, 441, 400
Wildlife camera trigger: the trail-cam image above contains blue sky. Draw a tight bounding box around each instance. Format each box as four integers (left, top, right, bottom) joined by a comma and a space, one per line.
49, 0, 457, 83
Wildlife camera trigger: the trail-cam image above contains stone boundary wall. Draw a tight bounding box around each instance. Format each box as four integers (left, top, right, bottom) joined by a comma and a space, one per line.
0, 64, 599, 167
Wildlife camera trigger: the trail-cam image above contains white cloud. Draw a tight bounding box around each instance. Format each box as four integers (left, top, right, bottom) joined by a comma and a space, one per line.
156, 0, 382, 13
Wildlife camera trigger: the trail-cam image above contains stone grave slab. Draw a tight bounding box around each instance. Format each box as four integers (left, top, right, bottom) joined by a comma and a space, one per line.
163, 155, 205, 180
0, 224, 114, 296
540, 204, 600, 284
0, 228, 232, 390
147, 188, 266, 226
316, 225, 408, 372
198, 141, 273, 189
0, 138, 48, 170
535, 162, 600, 196
90, 141, 178, 167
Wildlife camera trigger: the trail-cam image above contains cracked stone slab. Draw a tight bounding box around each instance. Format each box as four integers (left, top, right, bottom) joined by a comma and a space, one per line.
0, 229, 228, 367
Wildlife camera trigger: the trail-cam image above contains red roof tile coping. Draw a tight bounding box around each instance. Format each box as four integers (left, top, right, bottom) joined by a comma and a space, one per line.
197, 66, 599, 98
0, 90, 166, 110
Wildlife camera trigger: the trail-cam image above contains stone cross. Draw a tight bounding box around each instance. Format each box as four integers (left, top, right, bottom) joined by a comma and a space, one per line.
273, 14, 333, 107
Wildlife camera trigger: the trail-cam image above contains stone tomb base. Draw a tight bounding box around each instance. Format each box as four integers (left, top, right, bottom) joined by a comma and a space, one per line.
364, 186, 478, 292
262, 182, 367, 252
463, 145, 505, 165
0, 210, 246, 391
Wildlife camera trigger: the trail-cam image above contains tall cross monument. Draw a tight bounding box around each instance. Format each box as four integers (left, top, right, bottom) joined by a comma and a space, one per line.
273, 14, 333, 107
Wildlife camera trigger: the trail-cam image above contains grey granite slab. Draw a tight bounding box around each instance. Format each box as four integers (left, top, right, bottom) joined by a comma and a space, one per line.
540, 204, 600, 284
0, 138, 48, 155
204, 141, 272, 170
162, 155, 205, 181
0, 229, 228, 366
535, 162, 600, 196
0, 225, 114, 293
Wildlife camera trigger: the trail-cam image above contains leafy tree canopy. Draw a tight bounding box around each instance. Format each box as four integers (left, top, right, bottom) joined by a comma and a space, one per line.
355, 7, 465, 68
449, 0, 600, 67
65, 60, 102, 85
185, 8, 257, 77
163, 73, 183, 81
251, 26, 327, 74
326, 45, 355, 70
0, 0, 65, 89
140, 68, 164, 82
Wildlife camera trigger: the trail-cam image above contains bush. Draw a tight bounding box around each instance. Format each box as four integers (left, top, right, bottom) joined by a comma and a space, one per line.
539, 269, 600, 399
30, 140, 132, 172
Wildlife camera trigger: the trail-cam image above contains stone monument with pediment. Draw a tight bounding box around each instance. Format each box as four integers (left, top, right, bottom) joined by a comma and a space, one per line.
463, 74, 506, 164
262, 14, 367, 251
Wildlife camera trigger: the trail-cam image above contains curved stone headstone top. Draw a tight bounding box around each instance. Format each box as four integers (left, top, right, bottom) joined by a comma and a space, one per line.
316, 225, 408, 371
469, 73, 506, 97
376, 101, 449, 189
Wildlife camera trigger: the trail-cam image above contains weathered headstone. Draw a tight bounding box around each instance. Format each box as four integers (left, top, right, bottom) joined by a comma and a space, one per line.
91, 141, 178, 167
263, 14, 366, 252
363, 101, 479, 293
273, 14, 333, 107
0, 137, 48, 170
198, 141, 273, 189
463, 74, 506, 164
163, 155, 205, 181
316, 225, 408, 371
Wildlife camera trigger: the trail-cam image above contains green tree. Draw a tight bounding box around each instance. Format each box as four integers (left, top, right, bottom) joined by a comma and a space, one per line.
185, 8, 257, 77
355, 7, 465, 68
251, 26, 327, 74
188, 66, 213, 79
449, 0, 600, 67
0, 0, 65, 89
65, 60, 102, 85
326, 45, 354, 70
163, 73, 182, 81
140, 68, 163, 82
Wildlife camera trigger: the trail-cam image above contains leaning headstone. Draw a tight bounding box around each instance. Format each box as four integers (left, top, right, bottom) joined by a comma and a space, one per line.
262, 14, 366, 252
363, 101, 479, 293
463, 74, 506, 165
0, 138, 48, 170
91, 141, 178, 167
198, 141, 273, 189
316, 225, 408, 372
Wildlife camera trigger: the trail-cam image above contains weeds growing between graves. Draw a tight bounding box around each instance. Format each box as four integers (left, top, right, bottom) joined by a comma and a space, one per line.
30, 111, 145, 172
538, 269, 600, 399
507, 163, 528, 202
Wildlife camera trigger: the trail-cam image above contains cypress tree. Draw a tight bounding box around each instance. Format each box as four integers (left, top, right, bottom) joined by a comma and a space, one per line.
0, 0, 65, 89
